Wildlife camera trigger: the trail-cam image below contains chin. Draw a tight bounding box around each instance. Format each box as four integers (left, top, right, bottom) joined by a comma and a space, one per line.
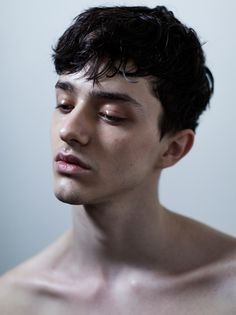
53, 179, 85, 205
54, 191, 83, 205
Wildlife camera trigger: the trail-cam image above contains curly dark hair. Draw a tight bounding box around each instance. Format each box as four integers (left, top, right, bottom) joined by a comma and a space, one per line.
52, 5, 214, 138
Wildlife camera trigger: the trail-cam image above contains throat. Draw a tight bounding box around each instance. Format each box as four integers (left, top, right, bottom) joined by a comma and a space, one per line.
69, 202, 166, 271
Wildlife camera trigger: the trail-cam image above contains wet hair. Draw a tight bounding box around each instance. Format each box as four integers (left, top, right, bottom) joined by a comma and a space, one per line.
53, 5, 214, 138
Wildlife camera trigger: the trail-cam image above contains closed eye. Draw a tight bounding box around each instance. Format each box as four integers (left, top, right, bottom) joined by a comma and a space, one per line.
98, 112, 126, 124
56, 104, 74, 113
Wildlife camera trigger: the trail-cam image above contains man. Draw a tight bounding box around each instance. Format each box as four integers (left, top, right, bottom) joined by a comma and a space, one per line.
0, 5, 235, 315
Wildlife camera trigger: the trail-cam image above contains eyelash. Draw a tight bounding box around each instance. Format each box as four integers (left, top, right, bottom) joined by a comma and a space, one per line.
56, 104, 126, 124
98, 112, 125, 123
56, 104, 74, 113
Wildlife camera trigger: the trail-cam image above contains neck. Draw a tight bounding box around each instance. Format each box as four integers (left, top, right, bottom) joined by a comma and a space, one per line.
69, 189, 167, 273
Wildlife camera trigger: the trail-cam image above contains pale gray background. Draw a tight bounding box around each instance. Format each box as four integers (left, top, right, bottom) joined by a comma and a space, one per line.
0, 0, 235, 275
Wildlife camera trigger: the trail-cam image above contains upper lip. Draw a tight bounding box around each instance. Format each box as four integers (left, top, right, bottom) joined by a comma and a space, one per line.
55, 152, 92, 170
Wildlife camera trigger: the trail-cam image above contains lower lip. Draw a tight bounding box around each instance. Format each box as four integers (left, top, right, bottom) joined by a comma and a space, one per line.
55, 161, 91, 175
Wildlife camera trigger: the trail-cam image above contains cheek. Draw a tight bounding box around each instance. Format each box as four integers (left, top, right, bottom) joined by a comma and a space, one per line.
108, 131, 158, 167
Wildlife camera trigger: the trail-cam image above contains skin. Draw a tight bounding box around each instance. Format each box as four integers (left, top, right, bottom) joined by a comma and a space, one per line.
0, 71, 235, 315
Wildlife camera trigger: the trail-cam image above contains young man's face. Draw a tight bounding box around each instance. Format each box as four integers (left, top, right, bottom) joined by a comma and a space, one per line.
51, 70, 165, 205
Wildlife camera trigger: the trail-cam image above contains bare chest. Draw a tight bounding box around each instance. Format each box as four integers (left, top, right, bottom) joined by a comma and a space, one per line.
31, 285, 234, 315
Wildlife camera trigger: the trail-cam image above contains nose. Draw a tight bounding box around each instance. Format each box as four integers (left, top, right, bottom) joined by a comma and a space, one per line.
59, 106, 91, 147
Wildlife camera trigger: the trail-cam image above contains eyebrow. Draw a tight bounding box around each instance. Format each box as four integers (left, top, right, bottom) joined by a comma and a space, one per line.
55, 80, 143, 109
55, 80, 75, 93
89, 90, 143, 109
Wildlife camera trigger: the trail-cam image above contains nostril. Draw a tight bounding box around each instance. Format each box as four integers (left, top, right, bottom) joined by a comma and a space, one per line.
59, 123, 90, 146
59, 127, 77, 144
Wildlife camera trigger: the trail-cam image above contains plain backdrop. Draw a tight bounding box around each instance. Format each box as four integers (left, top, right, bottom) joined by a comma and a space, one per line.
0, 0, 235, 275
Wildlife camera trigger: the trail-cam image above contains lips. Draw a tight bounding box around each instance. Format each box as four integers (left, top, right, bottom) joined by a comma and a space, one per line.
55, 152, 92, 174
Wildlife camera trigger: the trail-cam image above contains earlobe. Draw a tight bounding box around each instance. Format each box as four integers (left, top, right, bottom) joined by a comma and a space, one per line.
160, 129, 195, 169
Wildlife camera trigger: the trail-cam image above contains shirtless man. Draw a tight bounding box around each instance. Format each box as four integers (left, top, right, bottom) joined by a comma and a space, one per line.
0, 5, 235, 315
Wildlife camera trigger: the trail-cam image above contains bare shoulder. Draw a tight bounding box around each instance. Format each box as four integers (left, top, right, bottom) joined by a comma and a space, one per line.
0, 232, 70, 315
196, 248, 236, 314
169, 209, 236, 263
171, 210, 236, 311
213, 242, 236, 304
0, 262, 38, 315
160, 210, 235, 314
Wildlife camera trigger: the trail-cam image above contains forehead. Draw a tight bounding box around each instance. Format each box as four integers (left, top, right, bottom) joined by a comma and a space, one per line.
56, 70, 161, 114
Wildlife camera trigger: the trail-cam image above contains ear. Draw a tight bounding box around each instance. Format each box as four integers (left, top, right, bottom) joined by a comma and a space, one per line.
159, 129, 195, 169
